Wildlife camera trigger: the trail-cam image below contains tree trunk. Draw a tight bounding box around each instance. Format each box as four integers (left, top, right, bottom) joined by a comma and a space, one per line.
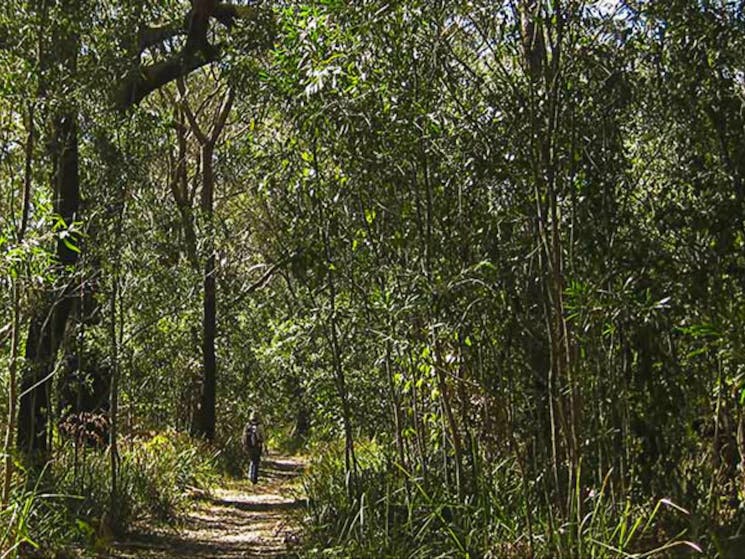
109, 153, 126, 523
179, 84, 232, 442
2, 103, 35, 504
170, 106, 199, 269
17, 110, 80, 459
434, 339, 465, 500
193, 142, 217, 441
17, 0, 80, 460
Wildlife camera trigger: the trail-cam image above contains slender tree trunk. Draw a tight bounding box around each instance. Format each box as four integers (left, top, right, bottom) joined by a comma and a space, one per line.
109, 167, 126, 521
3, 284, 22, 505
2, 104, 35, 505
180, 84, 232, 442
194, 142, 217, 441
433, 340, 464, 500
328, 295, 356, 483
352, 188, 408, 470
519, 0, 580, 510
385, 342, 407, 469
321, 206, 357, 482
309, 135, 357, 483
109, 259, 120, 512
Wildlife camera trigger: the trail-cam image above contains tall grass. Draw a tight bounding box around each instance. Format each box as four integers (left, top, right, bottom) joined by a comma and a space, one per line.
0, 460, 71, 559
299, 441, 701, 559
52, 429, 219, 529
1, 430, 219, 556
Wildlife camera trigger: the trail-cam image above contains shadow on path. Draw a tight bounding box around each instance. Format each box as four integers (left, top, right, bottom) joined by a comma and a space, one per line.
111, 454, 306, 559
206, 497, 307, 513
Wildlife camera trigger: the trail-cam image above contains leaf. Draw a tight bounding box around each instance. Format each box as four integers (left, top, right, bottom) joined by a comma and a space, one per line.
61, 236, 81, 254
653, 296, 671, 309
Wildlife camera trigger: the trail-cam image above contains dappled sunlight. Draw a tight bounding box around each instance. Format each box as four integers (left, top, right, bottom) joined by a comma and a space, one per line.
111, 455, 305, 559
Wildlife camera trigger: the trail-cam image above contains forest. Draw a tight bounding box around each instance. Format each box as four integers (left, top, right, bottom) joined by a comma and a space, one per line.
1, 0, 744, 558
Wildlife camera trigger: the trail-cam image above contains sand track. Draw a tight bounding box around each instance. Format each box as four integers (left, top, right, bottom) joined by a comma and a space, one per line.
110, 455, 305, 559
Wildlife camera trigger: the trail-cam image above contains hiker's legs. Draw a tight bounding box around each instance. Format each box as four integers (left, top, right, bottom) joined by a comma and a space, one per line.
249, 452, 261, 483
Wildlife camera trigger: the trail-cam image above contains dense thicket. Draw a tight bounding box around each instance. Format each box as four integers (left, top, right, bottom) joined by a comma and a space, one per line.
1, 1, 744, 557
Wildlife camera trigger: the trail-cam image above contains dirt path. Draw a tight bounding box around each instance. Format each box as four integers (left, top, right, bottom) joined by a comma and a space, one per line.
111, 455, 306, 559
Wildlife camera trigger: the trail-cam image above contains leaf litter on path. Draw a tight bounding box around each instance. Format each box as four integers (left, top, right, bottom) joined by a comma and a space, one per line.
110, 455, 306, 559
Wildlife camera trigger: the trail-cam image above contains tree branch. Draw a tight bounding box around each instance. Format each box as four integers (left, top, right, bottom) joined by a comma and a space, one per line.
116, 3, 272, 110
116, 50, 219, 109
177, 77, 209, 144
209, 86, 234, 144
225, 253, 299, 309
213, 4, 259, 27
0, 323, 11, 348
138, 24, 186, 52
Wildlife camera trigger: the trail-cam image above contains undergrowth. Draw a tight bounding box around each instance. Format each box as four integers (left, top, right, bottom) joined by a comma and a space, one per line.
0, 429, 218, 558
299, 440, 703, 559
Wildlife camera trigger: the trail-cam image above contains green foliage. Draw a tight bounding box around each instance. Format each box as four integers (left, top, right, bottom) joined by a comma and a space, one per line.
3, 0, 745, 557
0, 431, 218, 556
51, 430, 218, 531
301, 443, 701, 559
0, 462, 67, 559
118, 431, 218, 523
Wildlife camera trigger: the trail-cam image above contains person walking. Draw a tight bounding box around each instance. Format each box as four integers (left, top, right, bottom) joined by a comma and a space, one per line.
242, 410, 265, 484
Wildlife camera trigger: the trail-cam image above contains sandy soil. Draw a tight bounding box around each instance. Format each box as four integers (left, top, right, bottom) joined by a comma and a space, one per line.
109, 455, 306, 559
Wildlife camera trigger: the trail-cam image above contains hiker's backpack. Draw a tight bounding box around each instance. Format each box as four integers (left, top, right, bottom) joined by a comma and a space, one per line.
244, 423, 261, 450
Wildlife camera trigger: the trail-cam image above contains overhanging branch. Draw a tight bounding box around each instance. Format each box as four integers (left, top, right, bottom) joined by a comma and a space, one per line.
213, 3, 259, 27
116, 3, 271, 110
116, 50, 219, 109
138, 24, 186, 52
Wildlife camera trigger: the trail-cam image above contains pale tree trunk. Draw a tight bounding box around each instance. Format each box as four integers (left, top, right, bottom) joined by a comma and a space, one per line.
108, 153, 126, 522
3, 283, 22, 506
